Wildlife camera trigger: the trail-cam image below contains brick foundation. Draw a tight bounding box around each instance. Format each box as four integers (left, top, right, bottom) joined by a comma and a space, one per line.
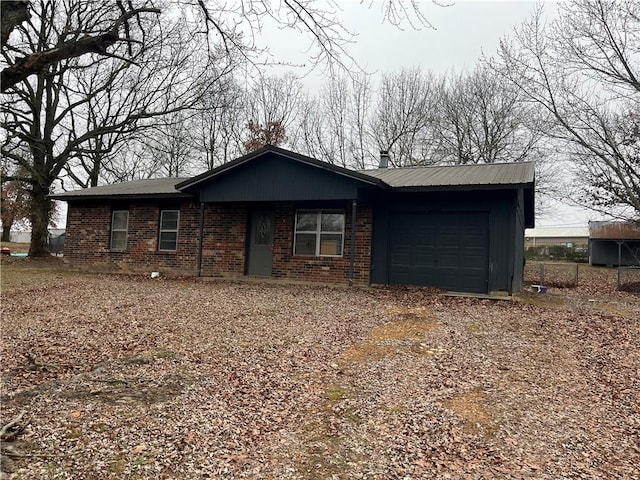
65, 200, 372, 286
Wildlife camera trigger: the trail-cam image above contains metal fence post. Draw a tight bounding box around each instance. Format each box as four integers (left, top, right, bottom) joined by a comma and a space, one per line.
575, 263, 579, 287
539, 263, 545, 285
617, 241, 623, 291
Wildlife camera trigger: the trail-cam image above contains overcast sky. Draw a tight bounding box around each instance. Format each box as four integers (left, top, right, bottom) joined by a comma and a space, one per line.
266, 1, 549, 77
262, 0, 598, 228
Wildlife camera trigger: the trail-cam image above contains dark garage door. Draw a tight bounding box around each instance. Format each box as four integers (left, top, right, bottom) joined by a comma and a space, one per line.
389, 212, 489, 293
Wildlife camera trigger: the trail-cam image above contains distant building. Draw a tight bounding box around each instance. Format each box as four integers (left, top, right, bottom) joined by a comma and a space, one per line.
524, 227, 589, 250
0, 228, 66, 246
589, 221, 640, 266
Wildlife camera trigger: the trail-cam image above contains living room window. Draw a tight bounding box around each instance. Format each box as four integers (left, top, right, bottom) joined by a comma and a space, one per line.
110, 210, 129, 250
294, 210, 344, 256
159, 210, 179, 251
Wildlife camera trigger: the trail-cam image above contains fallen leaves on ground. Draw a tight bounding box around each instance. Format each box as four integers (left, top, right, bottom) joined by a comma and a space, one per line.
1, 260, 639, 479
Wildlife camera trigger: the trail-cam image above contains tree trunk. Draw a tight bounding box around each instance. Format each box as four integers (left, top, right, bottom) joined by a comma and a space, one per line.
28, 184, 50, 257
1, 222, 12, 242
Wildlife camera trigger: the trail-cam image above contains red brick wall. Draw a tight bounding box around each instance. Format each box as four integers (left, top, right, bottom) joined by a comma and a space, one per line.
65, 200, 201, 275
199, 204, 248, 277
65, 200, 372, 285
269, 203, 371, 286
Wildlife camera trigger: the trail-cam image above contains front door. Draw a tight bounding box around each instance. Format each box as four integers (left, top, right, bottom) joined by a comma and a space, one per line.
247, 210, 275, 276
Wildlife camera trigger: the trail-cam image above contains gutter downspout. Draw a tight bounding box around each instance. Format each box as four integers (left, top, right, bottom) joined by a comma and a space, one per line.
349, 199, 357, 286
197, 202, 205, 277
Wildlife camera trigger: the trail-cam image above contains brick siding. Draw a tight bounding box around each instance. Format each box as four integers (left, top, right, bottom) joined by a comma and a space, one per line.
65, 200, 372, 286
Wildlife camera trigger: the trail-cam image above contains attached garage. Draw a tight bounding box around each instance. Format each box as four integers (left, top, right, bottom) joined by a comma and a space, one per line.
366, 162, 535, 294
389, 212, 490, 293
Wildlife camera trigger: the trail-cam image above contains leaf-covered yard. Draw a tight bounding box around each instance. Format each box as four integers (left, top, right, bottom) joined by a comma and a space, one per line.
1, 259, 639, 479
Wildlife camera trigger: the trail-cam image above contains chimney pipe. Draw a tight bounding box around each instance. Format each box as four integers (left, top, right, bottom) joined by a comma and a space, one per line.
379, 150, 389, 169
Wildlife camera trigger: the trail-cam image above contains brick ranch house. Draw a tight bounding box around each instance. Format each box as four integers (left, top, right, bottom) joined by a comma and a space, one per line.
52, 146, 535, 294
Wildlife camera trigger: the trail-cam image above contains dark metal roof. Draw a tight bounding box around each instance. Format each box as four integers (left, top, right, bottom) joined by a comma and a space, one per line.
176, 145, 384, 191
50, 178, 192, 201
360, 162, 535, 190
51, 152, 536, 202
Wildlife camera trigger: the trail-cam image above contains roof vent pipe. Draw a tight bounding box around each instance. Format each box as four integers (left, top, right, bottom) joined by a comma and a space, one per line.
379, 150, 389, 169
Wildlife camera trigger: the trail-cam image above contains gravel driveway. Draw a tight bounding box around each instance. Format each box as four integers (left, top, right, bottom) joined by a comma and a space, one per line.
1, 260, 639, 479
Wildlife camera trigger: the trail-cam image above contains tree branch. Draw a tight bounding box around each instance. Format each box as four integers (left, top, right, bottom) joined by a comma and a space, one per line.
1, 7, 160, 92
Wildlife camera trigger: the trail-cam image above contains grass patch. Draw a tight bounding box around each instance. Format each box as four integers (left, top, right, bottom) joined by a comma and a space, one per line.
369, 318, 440, 341
0, 241, 30, 253
325, 385, 350, 402
1, 257, 73, 290
595, 302, 637, 318
153, 350, 178, 359
442, 388, 495, 435
340, 312, 442, 364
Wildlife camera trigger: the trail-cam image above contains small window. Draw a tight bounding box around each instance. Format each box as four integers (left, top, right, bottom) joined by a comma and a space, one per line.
159, 210, 179, 251
111, 210, 129, 250
294, 210, 344, 257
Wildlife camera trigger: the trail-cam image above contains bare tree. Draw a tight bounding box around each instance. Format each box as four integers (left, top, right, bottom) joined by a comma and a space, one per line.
194, 78, 245, 170
1, 0, 446, 255
295, 73, 375, 168
96, 140, 160, 184
488, 0, 640, 218
242, 72, 305, 149
2, 1, 443, 88
435, 66, 543, 165
141, 112, 199, 178
372, 67, 440, 166
348, 73, 375, 168
1, 1, 161, 92
1, 1, 227, 256
295, 75, 351, 167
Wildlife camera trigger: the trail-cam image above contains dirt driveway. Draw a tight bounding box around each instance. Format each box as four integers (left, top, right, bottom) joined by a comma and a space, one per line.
1, 259, 639, 479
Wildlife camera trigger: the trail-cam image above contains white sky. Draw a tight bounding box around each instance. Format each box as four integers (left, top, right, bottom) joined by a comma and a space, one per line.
263, 0, 549, 78
261, 0, 600, 228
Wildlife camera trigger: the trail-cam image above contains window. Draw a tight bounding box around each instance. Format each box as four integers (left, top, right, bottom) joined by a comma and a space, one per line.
110, 210, 129, 250
294, 210, 344, 256
159, 210, 179, 251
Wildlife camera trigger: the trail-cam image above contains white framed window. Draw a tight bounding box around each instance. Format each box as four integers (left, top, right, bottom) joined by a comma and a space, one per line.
110, 210, 129, 250
159, 210, 179, 251
294, 210, 344, 257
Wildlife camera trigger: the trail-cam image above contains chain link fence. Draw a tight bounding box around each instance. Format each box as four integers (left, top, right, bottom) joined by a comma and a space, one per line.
524, 262, 580, 289
617, 266, 640, 292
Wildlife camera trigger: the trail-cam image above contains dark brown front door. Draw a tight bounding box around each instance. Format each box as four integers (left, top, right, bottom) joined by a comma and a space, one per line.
247, 210, 274, 276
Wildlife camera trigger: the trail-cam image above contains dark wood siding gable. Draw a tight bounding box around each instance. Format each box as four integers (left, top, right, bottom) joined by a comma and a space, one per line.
195, 152, 378, 202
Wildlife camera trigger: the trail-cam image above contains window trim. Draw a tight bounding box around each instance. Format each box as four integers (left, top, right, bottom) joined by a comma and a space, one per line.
293, 209, 345, 257
110, 210, 129, 251
158, 209, 180, 252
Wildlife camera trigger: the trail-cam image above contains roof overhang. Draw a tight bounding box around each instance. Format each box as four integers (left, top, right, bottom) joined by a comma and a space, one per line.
49, 192, 193, 202
386, 182, 534, 193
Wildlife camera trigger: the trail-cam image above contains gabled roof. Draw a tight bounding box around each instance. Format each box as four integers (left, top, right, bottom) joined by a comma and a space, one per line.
50, 178, 191, 201
176, 145, 384, 191
361, 161, 535, 191
50, 148, 535, 202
